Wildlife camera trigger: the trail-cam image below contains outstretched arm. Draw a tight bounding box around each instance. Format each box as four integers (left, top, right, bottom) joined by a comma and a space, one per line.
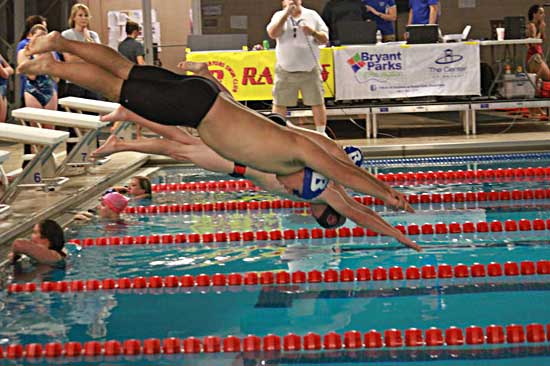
319, 183, 422, 251
288, 122, 413, 212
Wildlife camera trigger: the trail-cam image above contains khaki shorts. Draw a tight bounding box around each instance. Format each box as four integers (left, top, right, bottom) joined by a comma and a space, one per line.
273, 65, 324, 107
383, 34, 396, 42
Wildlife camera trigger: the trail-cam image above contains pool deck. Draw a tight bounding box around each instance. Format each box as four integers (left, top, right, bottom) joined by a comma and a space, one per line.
1, 124, 550, 255
0, 142, 148, 250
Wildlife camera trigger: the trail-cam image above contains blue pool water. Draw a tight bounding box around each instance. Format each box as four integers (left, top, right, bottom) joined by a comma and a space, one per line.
2, 155, 550, 365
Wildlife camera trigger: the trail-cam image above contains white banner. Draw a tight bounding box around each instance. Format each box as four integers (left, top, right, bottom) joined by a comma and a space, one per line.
334, 42, 480, 100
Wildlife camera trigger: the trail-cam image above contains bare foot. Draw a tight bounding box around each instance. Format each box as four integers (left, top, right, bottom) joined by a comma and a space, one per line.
25, 31, 62, 56
92, 135, 122, 158
177, 61, 209, 76
100, 105, 129, 123
16, 52, 56, 76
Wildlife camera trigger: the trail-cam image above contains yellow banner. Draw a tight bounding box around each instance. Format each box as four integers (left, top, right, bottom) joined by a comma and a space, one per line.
186, 49, 335, 101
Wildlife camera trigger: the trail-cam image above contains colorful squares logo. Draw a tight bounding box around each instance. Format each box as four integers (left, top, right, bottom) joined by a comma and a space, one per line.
348, 53, 365, 73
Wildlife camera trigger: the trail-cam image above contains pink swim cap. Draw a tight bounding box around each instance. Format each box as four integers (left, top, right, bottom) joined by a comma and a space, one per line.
102, 192, 129, 214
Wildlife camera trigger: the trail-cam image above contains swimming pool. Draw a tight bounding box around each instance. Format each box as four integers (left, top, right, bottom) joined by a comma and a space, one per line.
1, 153, 549, 365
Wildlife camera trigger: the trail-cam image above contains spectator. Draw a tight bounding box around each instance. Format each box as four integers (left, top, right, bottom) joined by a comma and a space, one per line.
17, 25, 57, 126
61, 3, 101, 100
363, 0, 397, 41
118, 21, 145, 65
526, 4, 550, 120
321, 0, 369, 45
16, 15, 48, 162
10, 219, 66, 267
16, 15, 47, 104
408, 0, 439, 25
527, 4, 550, 81
267, 0, 330, 135
109, 176, 152, 200
61, 3, 102, 153
0, 53, 13, 122
74, 192, 129, 222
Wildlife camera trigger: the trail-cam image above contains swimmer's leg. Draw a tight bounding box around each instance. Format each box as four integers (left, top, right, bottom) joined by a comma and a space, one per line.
18, 54, 122, 101
26, 31, 133, 80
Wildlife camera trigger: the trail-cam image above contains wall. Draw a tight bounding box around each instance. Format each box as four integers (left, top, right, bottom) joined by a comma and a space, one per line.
200, 0, 325, 46
202, 0, 534, 47
84, 0, 191, 71
82, 0, 539, 64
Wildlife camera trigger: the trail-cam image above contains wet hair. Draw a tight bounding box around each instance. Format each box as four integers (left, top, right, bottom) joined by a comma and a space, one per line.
19, 15, 47, 41
529, 4, 543, 21
38, 219, 66, 257
126, 20, 140, 35
314, 205, 347, 229
29, 24, 48, 36
264, 112, 288, 127
68, 3, 91, 28
133, 176, 152, 197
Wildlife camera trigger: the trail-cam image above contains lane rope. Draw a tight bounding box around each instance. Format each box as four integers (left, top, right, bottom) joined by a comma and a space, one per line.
1, 323, 548, 359
151, 166, 550, 192
125, 188, 550, 215
368, 152, 550, 167
69, 218, 550, 247
7, 260, 549, 294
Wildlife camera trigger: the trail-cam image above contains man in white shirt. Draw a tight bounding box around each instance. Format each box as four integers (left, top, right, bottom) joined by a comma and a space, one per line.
267, 0, 329, 135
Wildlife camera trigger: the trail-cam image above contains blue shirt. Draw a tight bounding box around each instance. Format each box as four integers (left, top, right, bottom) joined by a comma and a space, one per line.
409, 0, 438, 25
363, 0, 396, 36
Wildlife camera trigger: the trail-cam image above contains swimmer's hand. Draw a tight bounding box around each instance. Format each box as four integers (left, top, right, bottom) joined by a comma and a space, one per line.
387, 190, 415, 213
74, 211, 94, 221
8, 252, 22, 265
397, 234, 422, 252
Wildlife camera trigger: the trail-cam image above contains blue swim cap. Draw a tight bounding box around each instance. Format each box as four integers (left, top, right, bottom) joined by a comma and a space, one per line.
343, 146, 364, 167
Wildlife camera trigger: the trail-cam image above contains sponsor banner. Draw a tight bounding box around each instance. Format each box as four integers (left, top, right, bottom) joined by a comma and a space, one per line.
186, 49, 335, 101
334, 43, 480, 100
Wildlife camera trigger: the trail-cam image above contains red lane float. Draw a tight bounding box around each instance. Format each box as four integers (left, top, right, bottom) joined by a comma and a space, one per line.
124, 188, 550, 215
151, 167, 550, 193
70, 217, 550, 247
8, 260, 549, 294
4, 322, 546, 359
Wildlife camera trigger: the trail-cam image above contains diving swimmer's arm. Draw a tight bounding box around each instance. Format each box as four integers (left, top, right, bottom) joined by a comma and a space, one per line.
320, 184, 422, 252
286, 123, 413, 213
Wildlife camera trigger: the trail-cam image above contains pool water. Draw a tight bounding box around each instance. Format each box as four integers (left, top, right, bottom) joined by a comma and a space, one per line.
1, 154, 550, 365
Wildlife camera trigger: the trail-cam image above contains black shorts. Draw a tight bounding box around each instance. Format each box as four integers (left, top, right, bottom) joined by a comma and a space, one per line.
119, 66, 221, 128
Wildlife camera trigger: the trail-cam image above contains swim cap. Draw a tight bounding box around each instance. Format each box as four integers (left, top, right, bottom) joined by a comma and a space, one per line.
315, 205, 347, 229
102, 192, 129, 214
343, 146, 364, 167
